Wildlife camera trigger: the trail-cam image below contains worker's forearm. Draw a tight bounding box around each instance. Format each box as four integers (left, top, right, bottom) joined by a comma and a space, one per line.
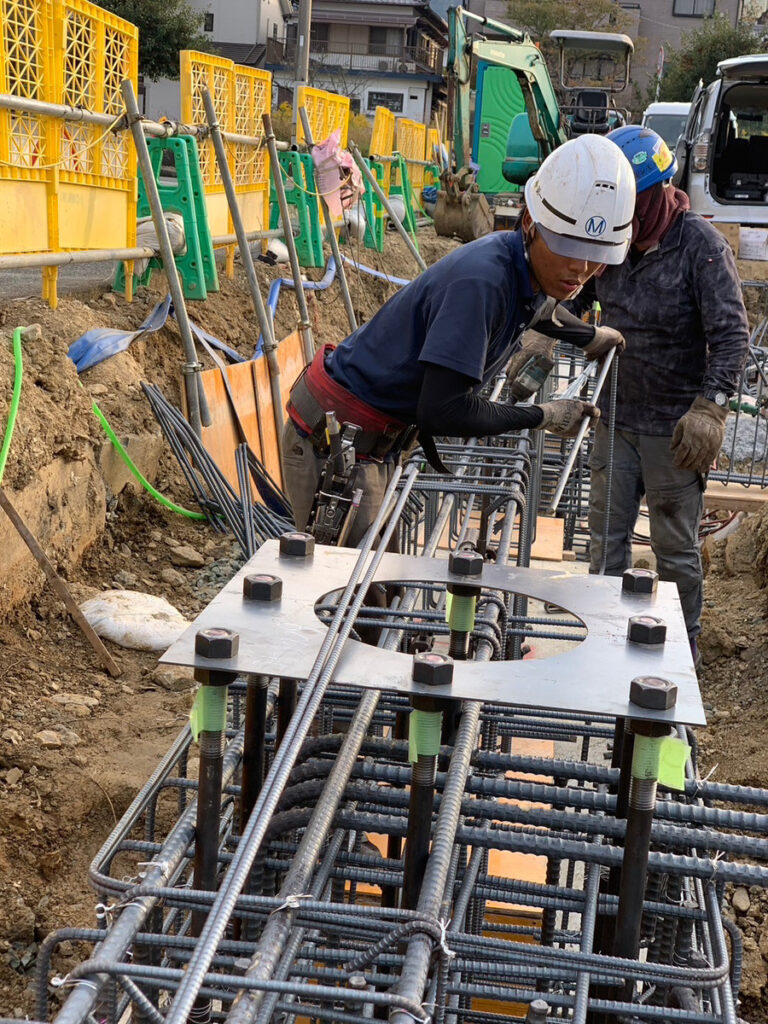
416, 363, 544, 437
533, 304, 596, 349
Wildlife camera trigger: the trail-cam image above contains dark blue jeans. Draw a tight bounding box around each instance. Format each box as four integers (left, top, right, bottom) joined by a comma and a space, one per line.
588, 421, 705, 640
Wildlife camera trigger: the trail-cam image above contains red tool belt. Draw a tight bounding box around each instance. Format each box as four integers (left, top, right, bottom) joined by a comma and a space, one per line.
288, 345, 410, 459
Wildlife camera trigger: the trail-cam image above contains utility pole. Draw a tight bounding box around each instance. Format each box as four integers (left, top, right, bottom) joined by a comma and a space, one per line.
292, 0, 312, 143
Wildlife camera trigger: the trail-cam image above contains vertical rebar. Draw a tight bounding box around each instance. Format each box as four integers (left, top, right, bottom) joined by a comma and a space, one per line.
120, 80, 205, 436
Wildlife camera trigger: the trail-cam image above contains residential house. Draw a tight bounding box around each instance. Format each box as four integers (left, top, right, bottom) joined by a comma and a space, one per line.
143, 0, 288, 119
265, 0, 448, 123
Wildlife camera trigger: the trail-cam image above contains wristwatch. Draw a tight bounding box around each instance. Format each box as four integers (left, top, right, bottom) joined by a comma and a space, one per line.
704, 390, 728, 408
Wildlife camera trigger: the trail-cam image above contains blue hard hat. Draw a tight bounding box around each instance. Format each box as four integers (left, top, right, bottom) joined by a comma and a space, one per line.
607, 124, 677, 193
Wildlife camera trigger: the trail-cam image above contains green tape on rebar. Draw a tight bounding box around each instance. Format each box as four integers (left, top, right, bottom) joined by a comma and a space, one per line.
408, 709, 443, 763
631, 734, 662, 781
190, 686, 228, 742
448, 594, 476, 633
658, 737, 690, 792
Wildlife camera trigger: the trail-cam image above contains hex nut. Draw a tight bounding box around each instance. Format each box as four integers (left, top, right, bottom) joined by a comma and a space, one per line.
622, 567, 659, 595
279, 531, 315, 557
348, 973, 367, 990
243, 573, 283, 603
629, 675, 678, 711
449, 549, 484, 578
195, 627, 240, 660
412, 651, 454, 687
627, 615, 667, 646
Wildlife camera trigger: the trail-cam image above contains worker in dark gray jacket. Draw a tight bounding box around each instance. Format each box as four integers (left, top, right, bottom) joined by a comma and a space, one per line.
590, 126, 749, 665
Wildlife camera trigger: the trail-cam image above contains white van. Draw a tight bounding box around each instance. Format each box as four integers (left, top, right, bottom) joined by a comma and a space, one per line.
674, 54, 768, 225
640, 101, 690, 148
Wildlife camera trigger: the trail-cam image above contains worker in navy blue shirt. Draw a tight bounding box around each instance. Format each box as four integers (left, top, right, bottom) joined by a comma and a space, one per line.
283, 135, 636, 545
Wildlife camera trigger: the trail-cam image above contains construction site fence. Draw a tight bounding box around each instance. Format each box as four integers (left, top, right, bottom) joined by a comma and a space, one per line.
180, 50, 272, 248
0, 0, 139, 303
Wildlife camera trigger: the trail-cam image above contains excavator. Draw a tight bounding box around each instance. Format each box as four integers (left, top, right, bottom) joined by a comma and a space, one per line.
434, 6, 566, 241
434, 10, 635, 243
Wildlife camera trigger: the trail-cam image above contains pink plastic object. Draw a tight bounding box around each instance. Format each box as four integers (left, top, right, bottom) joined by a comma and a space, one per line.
311, 128, 364, 222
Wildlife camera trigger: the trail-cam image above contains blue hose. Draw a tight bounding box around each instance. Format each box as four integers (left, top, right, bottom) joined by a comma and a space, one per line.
255, 256, 412, 355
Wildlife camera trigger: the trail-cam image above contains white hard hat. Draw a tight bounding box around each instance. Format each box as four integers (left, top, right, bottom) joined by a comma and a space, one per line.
524, 135, 636, 265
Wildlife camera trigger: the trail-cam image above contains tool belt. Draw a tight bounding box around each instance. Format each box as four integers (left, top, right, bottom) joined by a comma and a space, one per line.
287, 345, 411, 459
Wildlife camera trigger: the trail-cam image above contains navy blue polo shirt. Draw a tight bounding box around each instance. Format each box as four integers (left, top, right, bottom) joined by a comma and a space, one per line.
327, 231, 534, 421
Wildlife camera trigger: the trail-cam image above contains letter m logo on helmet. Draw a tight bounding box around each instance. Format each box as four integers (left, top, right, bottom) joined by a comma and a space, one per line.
585, 216, 607, 237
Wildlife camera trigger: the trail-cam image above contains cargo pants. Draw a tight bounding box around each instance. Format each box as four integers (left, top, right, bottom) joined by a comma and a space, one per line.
588, 421, 705, 640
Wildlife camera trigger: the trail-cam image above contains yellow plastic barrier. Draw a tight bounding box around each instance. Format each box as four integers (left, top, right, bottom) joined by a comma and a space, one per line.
296, 86, 350, 148
396, 116, 427, 193
425, 126, 441, 165
180, 51, 272, 256
0, 0, 138, 306
370, 105, 395, 160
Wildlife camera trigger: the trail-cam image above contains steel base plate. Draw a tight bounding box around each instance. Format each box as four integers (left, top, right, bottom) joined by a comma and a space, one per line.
162, 541, 705, 725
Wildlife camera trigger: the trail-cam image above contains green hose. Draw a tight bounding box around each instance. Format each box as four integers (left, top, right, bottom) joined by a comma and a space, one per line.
2, 324, 206, 521
90, 400, 207, 521
0, 327, 23, 486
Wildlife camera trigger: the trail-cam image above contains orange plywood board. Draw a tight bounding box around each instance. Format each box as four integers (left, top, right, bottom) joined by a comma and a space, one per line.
183, 331, 306, 493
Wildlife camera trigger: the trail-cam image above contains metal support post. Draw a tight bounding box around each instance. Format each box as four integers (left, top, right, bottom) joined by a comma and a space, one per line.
120, 79, 208, 437
298, 106, 358, 334
349, 141, 428, 273
241, 674, 270, 828
402, 694, 444, 910
292, 0, 312, 143
612, 719, 670, 1000
201, 87, 284, 460
276, 678, 298, 749
263, 113, 315, 364
190, 629, 237, 1021
444, 548, 482, 745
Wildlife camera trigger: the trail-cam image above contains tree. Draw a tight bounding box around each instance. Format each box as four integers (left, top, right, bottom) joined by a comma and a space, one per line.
506, 0, 634, 89
655, 14, 764, 103
98, 0, 211, 80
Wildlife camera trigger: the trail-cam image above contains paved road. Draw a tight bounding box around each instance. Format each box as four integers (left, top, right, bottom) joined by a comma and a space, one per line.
0, 261, 118, 300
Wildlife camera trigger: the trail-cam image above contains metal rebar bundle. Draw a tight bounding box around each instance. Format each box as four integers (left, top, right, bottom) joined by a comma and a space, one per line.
17, 374, 768, 1024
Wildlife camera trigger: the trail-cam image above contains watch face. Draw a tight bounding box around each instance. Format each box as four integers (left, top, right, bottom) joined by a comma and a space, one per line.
715, 392, 727, 407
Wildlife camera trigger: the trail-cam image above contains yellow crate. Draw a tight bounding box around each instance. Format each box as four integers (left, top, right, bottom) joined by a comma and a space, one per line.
396, 116, 426, 191
296, 85, 350, 148
181, 51, 272, 237
370, 105, 395, 158
425, 126, 441, 164
0, 0, 138, 304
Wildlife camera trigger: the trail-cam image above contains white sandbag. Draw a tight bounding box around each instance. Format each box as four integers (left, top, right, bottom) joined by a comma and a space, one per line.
387, 195, 406, 226
79, 590, 191, 652
267, 239, 291, 264
134, 213, 187, 275
344, 204, 367, 243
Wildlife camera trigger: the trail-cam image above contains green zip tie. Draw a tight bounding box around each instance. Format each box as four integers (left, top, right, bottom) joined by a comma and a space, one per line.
658, 736, 690, 792
448, 593, 476, 633
632, 733, 690, 790
0, 328, 24, 487
408, 708, 443, 762
190, 685, 228, 741
631, 733, 663, 781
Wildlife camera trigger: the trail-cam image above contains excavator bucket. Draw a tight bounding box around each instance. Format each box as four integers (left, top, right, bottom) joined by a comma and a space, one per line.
433, 187, 494, 242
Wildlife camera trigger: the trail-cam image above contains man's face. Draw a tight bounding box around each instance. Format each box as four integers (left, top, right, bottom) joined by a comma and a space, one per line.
523, 212, 603, 301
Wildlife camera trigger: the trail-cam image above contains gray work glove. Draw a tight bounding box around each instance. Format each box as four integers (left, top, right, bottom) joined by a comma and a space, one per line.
539, 400, 600, 438
505, 331, 557, 382
582, 325, 626, 362
670, 396, 728, 474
